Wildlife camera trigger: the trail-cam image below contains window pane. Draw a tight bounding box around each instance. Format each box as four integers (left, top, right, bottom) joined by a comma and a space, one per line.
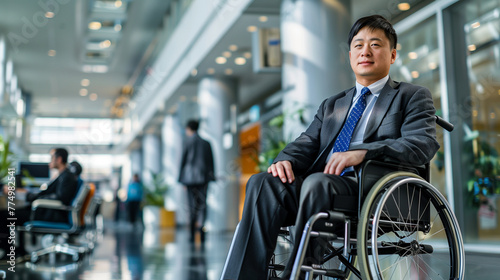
30, 117, 122, 145
389, 16, 447, 197
463, 4, 500, 241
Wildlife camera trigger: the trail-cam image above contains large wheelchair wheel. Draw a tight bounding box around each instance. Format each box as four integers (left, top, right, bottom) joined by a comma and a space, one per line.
357, 172, 464, 280
268, 228, 294, 279
268, 227, 357, 279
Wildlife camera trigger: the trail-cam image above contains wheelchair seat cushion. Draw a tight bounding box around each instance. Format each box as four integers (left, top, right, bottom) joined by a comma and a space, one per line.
24, 221, 73, 230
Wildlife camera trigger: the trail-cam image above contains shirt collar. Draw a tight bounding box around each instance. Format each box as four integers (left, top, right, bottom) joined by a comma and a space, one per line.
355, 75, 389, 97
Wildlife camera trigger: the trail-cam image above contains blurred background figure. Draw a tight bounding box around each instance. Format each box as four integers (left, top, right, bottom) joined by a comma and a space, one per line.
178, 120, 215, 244
126, 174, 143, 228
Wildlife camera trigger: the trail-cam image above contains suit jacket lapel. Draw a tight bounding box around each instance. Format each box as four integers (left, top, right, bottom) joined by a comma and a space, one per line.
325, 88, 355, 145
363, 78, 399, 141
316, 87, 355, 163
306, 88, 355, 174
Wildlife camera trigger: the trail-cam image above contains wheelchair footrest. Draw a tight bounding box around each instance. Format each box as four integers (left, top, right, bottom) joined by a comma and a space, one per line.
310, 231, 337, 241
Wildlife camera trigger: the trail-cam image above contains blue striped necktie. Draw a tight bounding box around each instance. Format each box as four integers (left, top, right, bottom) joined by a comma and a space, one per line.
331, 87, 371, 154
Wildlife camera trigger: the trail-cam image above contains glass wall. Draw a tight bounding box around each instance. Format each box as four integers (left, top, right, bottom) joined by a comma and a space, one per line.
390, 0, 500, 246
457, 0, 500, 242
389, 16, 447, 196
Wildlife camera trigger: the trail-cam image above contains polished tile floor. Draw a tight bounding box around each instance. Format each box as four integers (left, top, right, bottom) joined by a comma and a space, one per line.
1, 221, 500, 280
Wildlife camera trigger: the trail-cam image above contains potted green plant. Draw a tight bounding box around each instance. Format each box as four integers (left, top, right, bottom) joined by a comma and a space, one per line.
0, 136, 14, 184
255, 106, 308, 172
142, 171, 175, 228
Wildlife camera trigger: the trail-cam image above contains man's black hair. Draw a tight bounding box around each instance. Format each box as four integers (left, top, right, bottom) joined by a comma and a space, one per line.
69, 161, 82, 176
348, 15, 398, 50
53, 148, 69, 164
186, 119, 199, 132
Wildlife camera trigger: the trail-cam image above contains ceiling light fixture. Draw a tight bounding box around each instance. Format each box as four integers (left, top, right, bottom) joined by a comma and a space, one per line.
259, 16, 268, 22
235, 57, 246, 65
48, 50, 56, 56
115, 1, 123, 8
191, 69, 198, 76
89, 93, 98, 101
408, 52, 418, 59
88, 21, 102, 30
99, 40, 112, 48
114, 24, 122, 32
207, 68, 215, 74
411, 71, 419, 79
247, 26, 257, 32
92, 65, 108, 73
216, 56, 227, 64
468, 44, 476, 51
229, 44, 238, 51
398, 3, 411, 11
79, 89, 88, 96
222, 51, 232, 58
81, 79, 90, 87
243, 52, 252, 59
45, 12, 55, 18
471, 21, 480, 29
225, 69, 233, 75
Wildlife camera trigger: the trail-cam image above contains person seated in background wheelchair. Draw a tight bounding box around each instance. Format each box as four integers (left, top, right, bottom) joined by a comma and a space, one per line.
0, 148, 79, 260
220, 15, 440, 280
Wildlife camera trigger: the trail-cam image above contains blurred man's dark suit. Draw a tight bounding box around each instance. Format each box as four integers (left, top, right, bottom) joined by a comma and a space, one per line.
179, 132, 215, 242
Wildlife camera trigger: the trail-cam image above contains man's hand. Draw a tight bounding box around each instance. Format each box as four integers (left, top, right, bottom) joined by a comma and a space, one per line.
324, 150, 367, 175
268, 160, 295, 184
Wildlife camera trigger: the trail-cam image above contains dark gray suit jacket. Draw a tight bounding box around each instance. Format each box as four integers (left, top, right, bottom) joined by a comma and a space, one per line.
274, 78, 440, 176
179, 133, 215, 186
26, 168, 79, 223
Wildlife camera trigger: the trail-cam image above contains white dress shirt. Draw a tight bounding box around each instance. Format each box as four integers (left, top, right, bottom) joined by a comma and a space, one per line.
326, 75, 389, 170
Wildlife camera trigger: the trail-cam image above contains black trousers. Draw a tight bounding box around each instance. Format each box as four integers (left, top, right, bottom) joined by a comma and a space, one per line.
220, 172, 357, 280
127, 201, 141, 224
186, 184, 209, 241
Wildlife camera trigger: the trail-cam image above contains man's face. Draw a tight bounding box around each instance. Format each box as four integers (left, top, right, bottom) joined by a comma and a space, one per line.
349, 27, 397, 86
49, 150, 60, 169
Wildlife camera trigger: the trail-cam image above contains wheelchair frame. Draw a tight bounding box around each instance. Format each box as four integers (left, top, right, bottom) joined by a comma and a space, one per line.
268, 116, 465, 280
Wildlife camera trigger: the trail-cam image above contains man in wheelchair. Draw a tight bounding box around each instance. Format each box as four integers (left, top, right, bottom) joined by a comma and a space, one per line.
221, 15, 446, 280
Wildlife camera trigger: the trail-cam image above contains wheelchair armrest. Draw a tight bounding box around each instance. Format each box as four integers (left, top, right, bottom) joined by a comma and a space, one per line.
355, 160, 428, 212
355, 159, 427, 178
30, 199, 73, 220
31, 199, 69, 210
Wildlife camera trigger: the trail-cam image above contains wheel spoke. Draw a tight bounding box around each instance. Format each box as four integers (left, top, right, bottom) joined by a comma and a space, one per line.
405, 184, 417, 234
389, 192, 407, 233
414, 254, 448, 280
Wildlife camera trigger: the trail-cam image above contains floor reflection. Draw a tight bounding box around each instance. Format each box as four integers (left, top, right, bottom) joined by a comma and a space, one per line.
3, 221, 498, 280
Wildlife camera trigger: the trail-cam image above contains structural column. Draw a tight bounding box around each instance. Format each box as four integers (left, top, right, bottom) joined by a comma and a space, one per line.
281, 0, 352, 138
129, 148, 143, 177
162, 113, 188, 224
142, 133, 162, 188
198, 76, 239, 232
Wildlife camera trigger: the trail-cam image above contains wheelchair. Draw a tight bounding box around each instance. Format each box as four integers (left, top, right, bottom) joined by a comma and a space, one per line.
268, 116, 464, 280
